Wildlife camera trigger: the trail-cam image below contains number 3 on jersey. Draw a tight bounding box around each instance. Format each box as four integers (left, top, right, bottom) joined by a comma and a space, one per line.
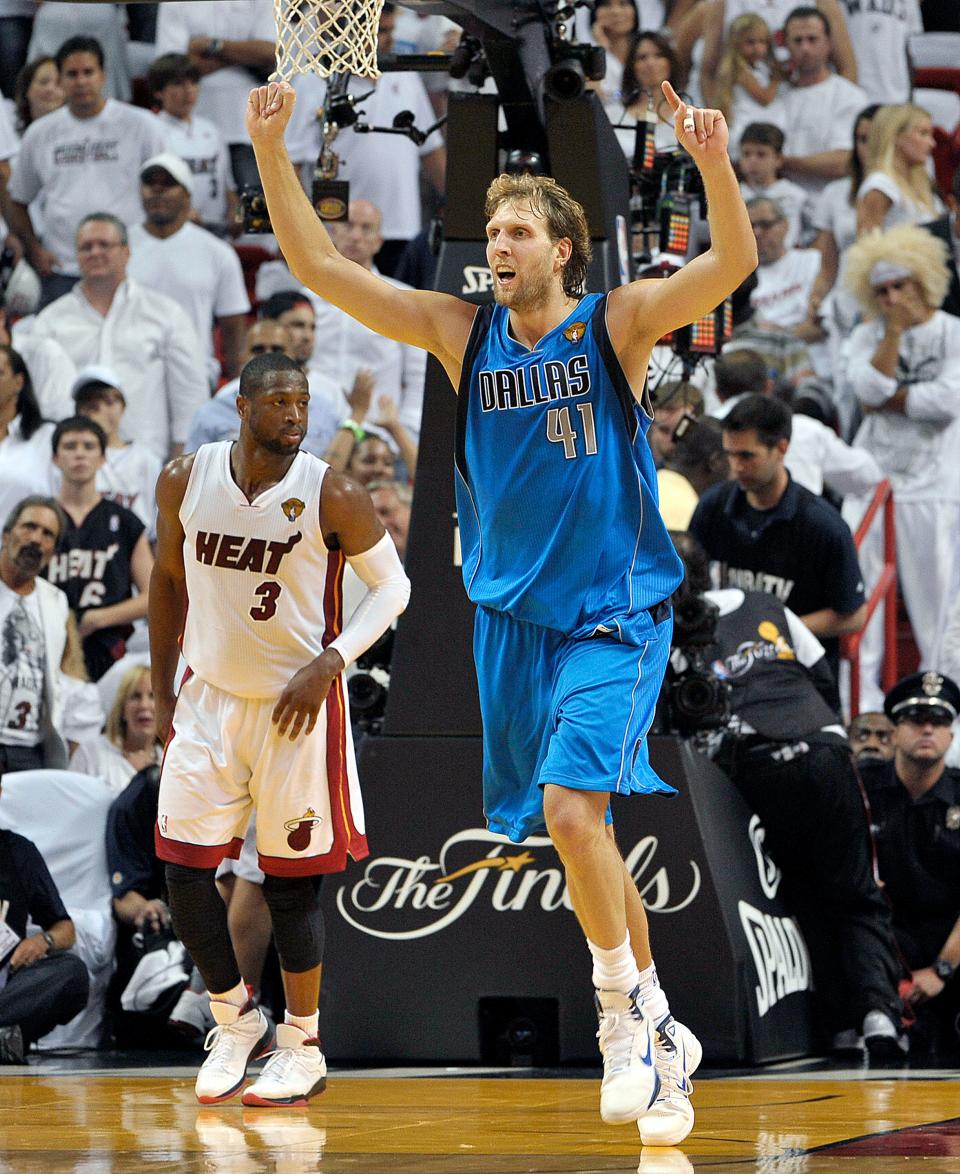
251, 580, 282, 620
546, 402, 598, 460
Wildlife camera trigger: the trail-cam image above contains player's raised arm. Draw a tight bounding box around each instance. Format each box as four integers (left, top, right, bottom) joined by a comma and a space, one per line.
607, 81, 757, 380
149, 455, 193, 740
246, 82, 474, 379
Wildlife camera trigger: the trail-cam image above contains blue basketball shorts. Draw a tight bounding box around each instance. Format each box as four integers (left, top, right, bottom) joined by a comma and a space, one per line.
473, 603, 677, 844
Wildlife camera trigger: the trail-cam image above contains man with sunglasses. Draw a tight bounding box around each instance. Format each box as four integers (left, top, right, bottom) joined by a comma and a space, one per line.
860, 671, 960, 1058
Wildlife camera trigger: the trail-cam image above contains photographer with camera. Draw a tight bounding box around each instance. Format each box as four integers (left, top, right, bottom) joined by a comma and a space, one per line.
670, 532, 905, 1059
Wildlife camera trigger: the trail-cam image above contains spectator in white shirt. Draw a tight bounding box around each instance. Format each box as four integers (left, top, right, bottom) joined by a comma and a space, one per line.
70, 367, 162, 541
857, 104, 942, 237
738, 122, 808, 248
843, 225, 960, 678
69, 662, 160, 797
147, 53, 238, 236
747, 196, 825, 344
6, 37, 168, 310
709, 347, 882, 497
257, 198, 427, 451
2, 310, 75, 421
29, 212, 208, 461
779, 7, 868, 198
153, 0, 276, 146
843, 0, 922, 105
11, 55, 64, 136
128, 152, 249, 385
0, 345, 56, 528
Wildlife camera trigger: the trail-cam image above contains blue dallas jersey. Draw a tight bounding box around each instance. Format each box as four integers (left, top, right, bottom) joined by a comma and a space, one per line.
454, 292, 683, 641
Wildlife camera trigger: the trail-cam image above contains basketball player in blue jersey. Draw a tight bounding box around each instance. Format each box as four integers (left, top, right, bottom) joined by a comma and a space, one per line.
249, 76, 756, 1143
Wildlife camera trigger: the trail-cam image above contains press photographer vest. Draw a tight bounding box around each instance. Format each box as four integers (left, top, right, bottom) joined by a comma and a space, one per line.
708, 592, 837, 740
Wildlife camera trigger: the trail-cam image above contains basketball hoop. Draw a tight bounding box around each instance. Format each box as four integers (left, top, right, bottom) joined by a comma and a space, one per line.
272, 0, 386, 82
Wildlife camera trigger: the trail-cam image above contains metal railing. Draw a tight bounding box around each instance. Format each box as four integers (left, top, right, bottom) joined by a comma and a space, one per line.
840, 479, 897, 717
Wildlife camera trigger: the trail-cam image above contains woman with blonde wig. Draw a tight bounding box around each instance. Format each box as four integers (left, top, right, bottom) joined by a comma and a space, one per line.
842, 223, 960, 699
856, 104, 942, 236
70, 663, 160, 795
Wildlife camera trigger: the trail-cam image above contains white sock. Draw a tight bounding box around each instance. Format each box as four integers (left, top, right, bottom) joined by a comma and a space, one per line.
638, 962, 670, 1024
588, 935, 640, 995
285, 1009, 319, 1038
210, 979, 248, 1009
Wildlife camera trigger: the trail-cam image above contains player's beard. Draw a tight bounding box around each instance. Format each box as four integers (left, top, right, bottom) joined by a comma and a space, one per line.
493, 257, 555, 312
249, 418, 304, 457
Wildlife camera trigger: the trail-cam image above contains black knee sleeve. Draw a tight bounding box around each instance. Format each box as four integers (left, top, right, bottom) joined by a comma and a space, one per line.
165, 862, 241, 995
261, 874, 325, 974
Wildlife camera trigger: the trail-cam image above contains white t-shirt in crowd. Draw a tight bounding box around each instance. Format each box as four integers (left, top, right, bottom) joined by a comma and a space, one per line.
847, 310, 960, 502
741, 177, 809, 248
0, 583, 45, 748
0, 418, 56, 530
729, 63, 788, 159
30, 279, 208, 459
100, 442, 163, 541
155, 109, 235, 230
287, 70, 441, 241
857, 170, 942, 232
841, 0, 922, 104
782, 75, 869, 196
809, 176, 858, 253
8, 324, 77, 421
7, 100, 168, 275
750, 247, 821, 328
128, 221, 250, 385
155, 0, 278, 145
0, 99, 17, 162
69, 734, 145, 797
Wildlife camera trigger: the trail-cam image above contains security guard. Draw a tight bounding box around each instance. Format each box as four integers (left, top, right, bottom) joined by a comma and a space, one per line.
860, 671, 960, 1057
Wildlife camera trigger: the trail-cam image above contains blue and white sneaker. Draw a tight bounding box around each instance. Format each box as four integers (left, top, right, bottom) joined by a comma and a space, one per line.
595, 985, 660, 1124
638, 1016, 702, 1146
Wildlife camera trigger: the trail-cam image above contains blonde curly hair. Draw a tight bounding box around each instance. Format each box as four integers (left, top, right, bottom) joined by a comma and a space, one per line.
843, 223, 950, 318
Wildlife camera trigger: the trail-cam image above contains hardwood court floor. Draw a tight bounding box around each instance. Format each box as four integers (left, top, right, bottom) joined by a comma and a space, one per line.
2, 1058, 960, 1172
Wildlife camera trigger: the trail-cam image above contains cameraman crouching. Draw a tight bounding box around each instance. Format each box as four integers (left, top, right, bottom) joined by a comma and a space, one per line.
672, 534, 905, 1060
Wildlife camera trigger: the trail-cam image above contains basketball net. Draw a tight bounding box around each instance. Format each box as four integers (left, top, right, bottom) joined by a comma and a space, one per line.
272, 0, 385, 81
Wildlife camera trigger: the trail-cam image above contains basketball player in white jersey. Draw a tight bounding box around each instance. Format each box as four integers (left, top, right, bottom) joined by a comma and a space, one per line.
149, 351, 410, 1106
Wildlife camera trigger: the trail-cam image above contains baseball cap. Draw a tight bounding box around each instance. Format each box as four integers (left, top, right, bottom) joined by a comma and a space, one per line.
140, 152, 194, 195
883, 671, 960, 724
71, 365, 125, 403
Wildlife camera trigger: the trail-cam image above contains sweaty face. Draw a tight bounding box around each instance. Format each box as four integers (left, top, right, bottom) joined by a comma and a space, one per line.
241, 372, 310, 456
485, 200, 564, 312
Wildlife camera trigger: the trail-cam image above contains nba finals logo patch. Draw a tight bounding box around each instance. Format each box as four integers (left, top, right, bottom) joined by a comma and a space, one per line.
285, 807, 322, 851
281, 497, 305, 522
563, 322, 586, 345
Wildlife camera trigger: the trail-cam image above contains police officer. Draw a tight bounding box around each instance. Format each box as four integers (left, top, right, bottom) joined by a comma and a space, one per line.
860, 672, 960, 1058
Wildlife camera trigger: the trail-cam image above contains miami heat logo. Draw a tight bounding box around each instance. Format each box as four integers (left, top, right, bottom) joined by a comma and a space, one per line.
563, 322, 586, 344
285, 807, 322, 851
281, 497, 305, 522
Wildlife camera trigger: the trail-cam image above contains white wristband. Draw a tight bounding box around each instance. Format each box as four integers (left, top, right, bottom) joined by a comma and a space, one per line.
328, 532, 410, 669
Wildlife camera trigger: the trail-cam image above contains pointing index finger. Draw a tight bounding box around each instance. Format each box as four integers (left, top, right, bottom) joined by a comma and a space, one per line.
661, 80, 682, 112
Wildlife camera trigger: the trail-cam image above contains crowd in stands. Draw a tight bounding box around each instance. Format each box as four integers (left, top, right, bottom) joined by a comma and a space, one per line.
0, 0, 958, 1065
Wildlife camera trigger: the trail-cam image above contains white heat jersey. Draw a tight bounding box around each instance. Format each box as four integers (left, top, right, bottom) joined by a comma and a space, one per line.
180, 442, 343, 698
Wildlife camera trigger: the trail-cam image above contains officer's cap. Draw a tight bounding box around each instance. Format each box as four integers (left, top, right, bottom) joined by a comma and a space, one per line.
884, 671, 960, 724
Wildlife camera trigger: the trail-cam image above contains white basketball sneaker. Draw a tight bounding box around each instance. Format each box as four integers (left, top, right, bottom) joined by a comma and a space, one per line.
638, 1016, 702, 1146
595, 985, 660, 1124
195, 1002, 273, 1104
242, 1023, 328, 1107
